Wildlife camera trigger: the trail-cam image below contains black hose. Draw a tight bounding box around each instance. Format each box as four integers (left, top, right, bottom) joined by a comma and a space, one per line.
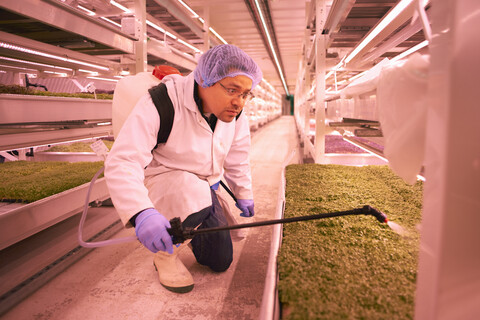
220, 180, 237, 202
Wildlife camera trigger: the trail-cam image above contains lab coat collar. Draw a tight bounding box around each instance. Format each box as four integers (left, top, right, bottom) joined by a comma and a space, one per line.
182, 73, 198, 113
194, 81, 217, 131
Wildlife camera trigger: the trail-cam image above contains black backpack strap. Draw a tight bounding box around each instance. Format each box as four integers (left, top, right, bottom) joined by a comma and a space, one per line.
236, 109, 242, 120
148, 83, 175, 147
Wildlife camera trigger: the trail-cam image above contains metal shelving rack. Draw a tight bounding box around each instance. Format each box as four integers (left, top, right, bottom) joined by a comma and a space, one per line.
294, 0, 427, 163
0, 1, 286, 314
293, 0, 480, 318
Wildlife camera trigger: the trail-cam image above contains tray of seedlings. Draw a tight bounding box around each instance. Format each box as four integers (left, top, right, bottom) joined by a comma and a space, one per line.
278, 164, 422, 319
0, 84, 113, 100
0, 161, 106, 204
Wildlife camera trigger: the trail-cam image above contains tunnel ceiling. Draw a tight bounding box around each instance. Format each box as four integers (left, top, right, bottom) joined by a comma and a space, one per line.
0, 0, 427, 95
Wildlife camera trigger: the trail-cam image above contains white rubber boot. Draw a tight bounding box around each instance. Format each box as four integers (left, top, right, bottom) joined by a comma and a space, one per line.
153, 243, 194, 293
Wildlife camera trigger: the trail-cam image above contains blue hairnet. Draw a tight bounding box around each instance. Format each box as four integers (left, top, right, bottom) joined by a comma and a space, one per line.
194, 44, 263, 90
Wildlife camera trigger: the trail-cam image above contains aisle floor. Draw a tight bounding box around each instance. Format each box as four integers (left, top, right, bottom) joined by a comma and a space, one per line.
2, 116, 301, 320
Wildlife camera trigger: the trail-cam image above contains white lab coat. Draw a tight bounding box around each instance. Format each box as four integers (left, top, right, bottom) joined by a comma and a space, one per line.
105, 73, 253, 226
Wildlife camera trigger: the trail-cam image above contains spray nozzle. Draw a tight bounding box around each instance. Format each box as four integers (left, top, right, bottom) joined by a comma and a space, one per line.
362, 205, 388, 223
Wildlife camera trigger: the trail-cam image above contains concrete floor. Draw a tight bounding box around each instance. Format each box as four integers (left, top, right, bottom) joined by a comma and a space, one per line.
2, 116, 301, 320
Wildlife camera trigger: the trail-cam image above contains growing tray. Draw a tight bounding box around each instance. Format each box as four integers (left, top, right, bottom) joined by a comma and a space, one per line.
277, 164, 422, 319
0, 161, 107, 249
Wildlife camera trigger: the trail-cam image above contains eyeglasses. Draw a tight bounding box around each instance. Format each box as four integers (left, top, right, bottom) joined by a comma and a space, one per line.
218, 82, 255, 102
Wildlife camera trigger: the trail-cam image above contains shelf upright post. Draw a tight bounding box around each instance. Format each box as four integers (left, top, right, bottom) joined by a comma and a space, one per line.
314, 0, 327, 163
297, 0, 313, 161
134, 0, 148, 73
303, 42, 311, 159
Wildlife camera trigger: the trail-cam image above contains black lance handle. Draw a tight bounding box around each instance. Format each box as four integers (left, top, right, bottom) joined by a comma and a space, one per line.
167, 205, 388, 244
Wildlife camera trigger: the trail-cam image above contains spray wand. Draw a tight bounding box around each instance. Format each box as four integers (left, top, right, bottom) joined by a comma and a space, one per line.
167, 205, 388, 244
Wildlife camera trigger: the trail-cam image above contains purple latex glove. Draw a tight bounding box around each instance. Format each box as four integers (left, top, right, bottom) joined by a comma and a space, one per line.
135, 208, 173, 254
236, 199, 255, 217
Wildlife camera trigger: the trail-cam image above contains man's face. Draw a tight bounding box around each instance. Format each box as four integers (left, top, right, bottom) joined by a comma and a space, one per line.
200, 75, 253, 122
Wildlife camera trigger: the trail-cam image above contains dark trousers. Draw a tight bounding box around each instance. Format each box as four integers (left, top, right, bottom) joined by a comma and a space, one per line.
182, 189, 233, 272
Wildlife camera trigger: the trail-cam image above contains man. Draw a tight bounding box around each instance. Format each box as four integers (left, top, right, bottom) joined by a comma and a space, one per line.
104, 44, 262, 293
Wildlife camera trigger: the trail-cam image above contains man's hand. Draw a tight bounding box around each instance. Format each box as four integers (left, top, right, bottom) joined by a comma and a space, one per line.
135, 208, 174, 253
236, 199, 255, 217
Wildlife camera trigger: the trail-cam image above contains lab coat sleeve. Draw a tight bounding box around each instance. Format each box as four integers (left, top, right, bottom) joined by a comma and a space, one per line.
223, 111, 253, 200
104, 94, 160, 227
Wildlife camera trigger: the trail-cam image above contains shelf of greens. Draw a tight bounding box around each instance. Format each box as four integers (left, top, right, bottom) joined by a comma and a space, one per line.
278, 164, 422, 319
0, 161, 104, 203
0, 84, 113, 100
0, 161, 108, 250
